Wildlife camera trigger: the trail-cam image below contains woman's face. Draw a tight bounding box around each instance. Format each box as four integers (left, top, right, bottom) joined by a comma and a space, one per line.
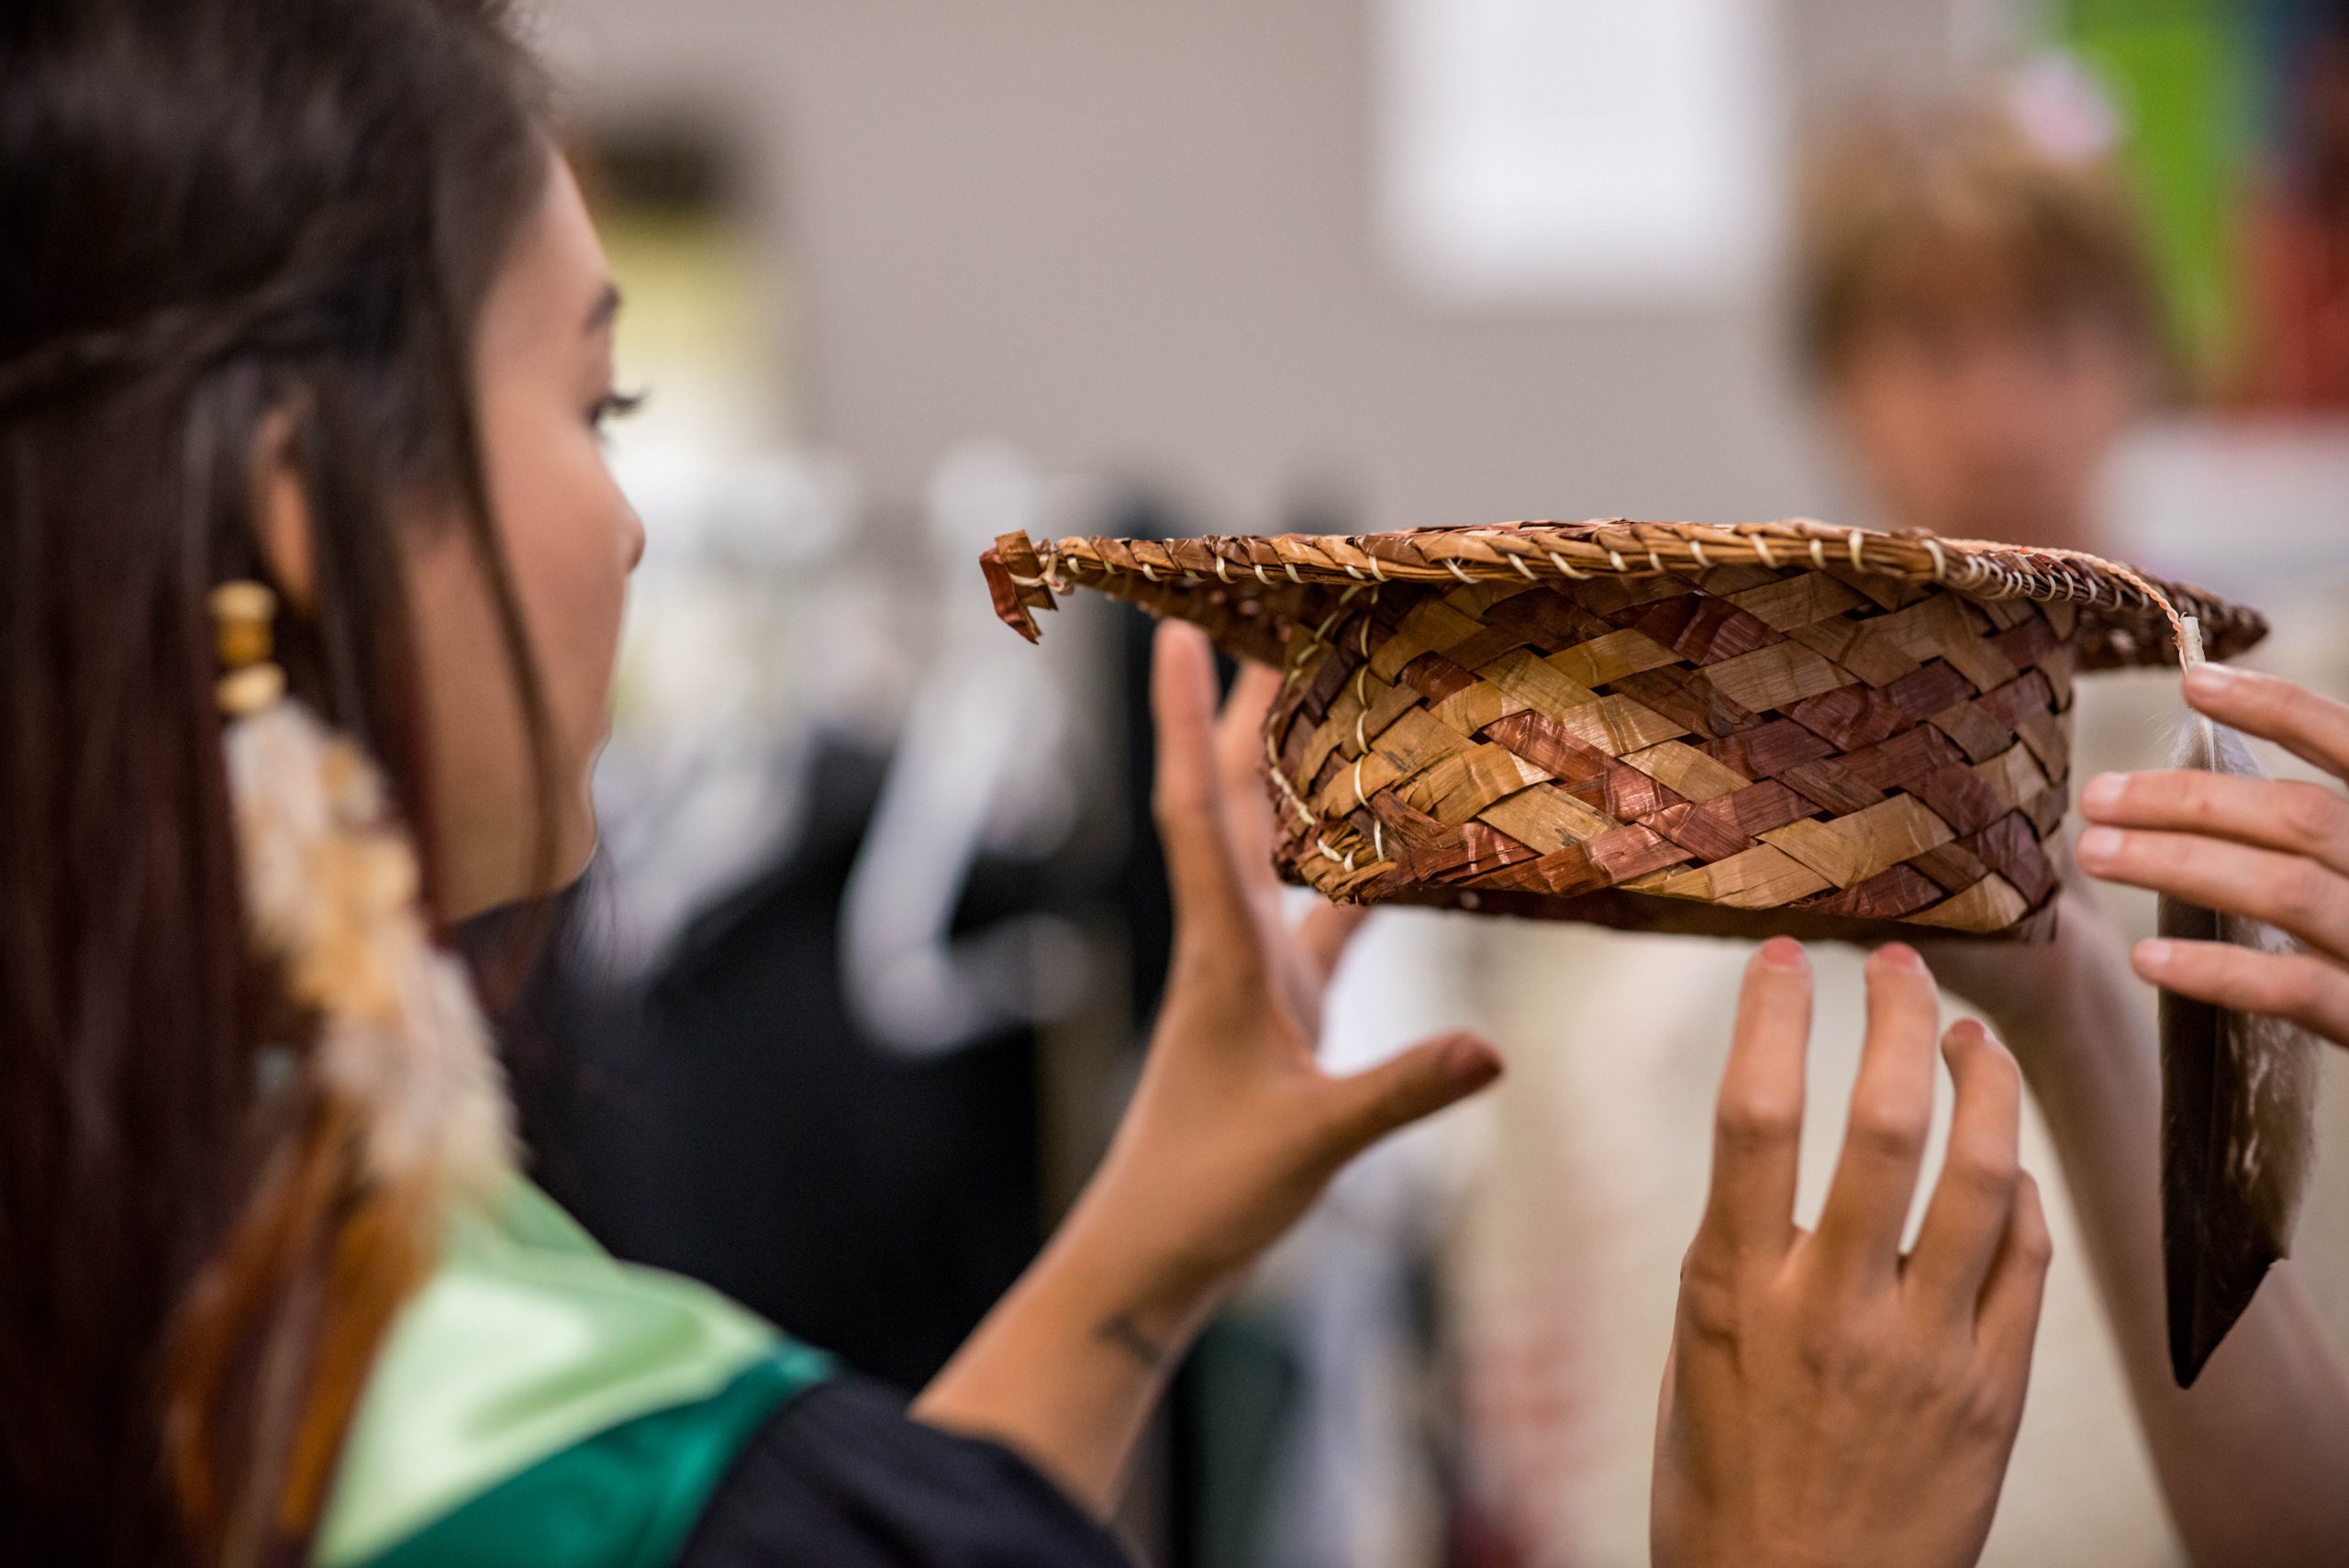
407, 154, 643, 918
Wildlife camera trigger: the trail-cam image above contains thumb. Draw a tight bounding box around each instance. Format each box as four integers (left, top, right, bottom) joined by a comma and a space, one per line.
1316, 1031, 1503, 1164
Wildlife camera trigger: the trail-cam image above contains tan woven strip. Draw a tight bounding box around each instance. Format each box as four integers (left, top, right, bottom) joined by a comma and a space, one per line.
1975, 742, 2053, 815
1547, 628, 1683, 688
1760, 794, 1956, 890
1620, 740, 1750, 803
1477, 785, 1618, 854
1428, 679, 1531, 739
1698, 642, 1854, 713
1787, 617, 1920, 686
1483, 648, 1603, 714
1547, 694, 1688, 758
1728, 571, 1869, 631
1400, 743, 1553, 825
1909, 873, 2032, 933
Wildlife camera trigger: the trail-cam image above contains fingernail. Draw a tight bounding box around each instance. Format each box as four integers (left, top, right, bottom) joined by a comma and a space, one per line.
1758, 935, 1808, 972
1949, 1017, 1991, 1041
2081, 773, 2124, 813
1444, 1037, 1504, 1088
1875, 941, 1925, 973
2186, 662, 2236, 695
2076, 826, 2123, 865
2135, 937, 2173, 973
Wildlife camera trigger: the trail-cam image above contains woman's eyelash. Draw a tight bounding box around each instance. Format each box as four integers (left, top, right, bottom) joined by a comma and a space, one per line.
590, 388, 647, 429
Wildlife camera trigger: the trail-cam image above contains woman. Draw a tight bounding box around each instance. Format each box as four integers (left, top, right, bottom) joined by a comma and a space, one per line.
0, 3, 2047, 1565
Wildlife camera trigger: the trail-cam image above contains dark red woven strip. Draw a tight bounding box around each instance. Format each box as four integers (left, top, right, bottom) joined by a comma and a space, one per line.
1885, 660, 1980, 720
1631, 594, 1786, 665
1798, 863, 1944, 920
1485, 710, 1613, 789
1787, 682, 1911, 750
1775, 759, 1889, 817
1702, 719, 1837, 779
1649, 798, 1758, 862
1483, 589, 1616, 652
1584, 822, 1692, 884
1398, 651, 1479, 706
1610, 665, 1760, 740
1907, 840, 1993, 895
1968, 810, 2059, 906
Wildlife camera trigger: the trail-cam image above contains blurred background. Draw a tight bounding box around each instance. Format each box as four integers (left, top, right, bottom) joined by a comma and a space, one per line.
500, 2, 2349, 1563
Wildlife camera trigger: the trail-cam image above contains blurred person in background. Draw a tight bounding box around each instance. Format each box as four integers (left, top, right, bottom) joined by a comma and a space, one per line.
1796, 90, 2163, 554
0, 4, 2065, 1568
1808, 95, 2349, 1562
1449, 87, 2349, 1568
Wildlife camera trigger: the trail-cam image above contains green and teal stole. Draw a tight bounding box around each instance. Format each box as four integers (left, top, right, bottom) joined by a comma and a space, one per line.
317, 1179, 831, 1568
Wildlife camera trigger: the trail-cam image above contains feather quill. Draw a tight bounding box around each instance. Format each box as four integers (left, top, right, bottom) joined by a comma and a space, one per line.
2158, 624, 2319, 1386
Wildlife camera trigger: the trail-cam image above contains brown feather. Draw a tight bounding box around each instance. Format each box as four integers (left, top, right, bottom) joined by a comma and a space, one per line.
2159, 717, 2319, 1385
277, 1182, 433, 1530
166, 1085, 442, 1561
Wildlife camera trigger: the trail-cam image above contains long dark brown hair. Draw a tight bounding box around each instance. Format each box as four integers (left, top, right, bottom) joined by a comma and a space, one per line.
0, 2, 555, 1562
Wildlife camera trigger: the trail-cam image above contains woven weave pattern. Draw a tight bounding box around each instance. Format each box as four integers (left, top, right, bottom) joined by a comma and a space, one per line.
1262, 566, 2072, 940
983, 520, 2268, 943
984, 517, 2265, 673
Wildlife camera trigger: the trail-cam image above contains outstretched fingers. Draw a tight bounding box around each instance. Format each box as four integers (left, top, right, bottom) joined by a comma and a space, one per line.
1314, 1030, 1503, 1168
1815, 945, 1942, 1288
1151, 621, 1259, 973
2079, 769, 2349, 879
2075, 827, 2349, 964
1699, 938, 1813, 1266
1214, 661, 1287, 905
1974, 1170, 2054, 1391
2185, 664, 2349, 786
1904, 1021, 2022, 1324
2132, 937, 2349, 1049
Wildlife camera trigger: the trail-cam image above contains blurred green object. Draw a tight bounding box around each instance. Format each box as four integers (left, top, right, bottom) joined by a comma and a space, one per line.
2065, 0, 2255, 383
1187, 1307, 1302, 1568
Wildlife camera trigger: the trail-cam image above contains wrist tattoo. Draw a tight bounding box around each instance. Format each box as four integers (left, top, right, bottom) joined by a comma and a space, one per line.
1095, 1312, 1168, 1372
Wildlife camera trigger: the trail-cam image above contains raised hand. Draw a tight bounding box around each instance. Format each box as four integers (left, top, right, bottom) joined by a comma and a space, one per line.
2077, 663, 2349, 1048
1071, 620, 1504, 1329
1653, 940, 2051, 1568
915, 620, 1500, 1512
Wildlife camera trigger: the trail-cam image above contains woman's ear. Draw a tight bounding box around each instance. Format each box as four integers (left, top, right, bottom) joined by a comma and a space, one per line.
249, 404, 317, 610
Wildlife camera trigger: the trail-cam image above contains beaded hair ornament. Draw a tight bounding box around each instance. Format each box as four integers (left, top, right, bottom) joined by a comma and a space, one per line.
172, 581, 511, 1558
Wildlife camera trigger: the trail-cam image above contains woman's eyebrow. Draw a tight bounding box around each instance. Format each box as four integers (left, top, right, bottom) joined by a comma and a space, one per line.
584, 281, 622, 332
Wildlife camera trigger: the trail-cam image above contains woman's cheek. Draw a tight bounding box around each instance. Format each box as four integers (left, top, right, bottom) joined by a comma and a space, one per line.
404, 521, 538, 915
540, 473, 633, 867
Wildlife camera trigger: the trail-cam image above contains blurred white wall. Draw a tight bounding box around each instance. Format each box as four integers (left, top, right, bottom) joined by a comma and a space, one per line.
540, 0, 1993, 534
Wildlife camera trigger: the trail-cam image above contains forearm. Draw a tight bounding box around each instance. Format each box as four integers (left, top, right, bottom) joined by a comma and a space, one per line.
1991, 935, 2349, 1566
911, 1184, 1215, 1518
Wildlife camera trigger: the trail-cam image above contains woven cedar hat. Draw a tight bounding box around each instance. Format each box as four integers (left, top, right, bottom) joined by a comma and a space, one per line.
983, 519, 2266, 942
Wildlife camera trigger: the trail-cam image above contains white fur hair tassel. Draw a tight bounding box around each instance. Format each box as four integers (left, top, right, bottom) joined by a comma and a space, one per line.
211, 582, 512, 1207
